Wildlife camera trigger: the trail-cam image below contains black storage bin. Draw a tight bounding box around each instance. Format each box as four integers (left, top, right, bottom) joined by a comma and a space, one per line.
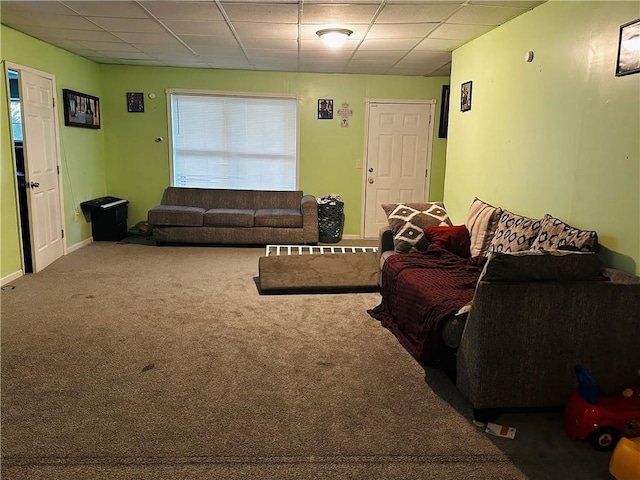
318, 200, 344, 243
81, 196, 129, 241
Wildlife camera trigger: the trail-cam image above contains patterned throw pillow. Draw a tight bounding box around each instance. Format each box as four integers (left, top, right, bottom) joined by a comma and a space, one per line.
382, 202, 451, 253
464, 198, 502, 257
488, 210, 542, 253
531, 214, 598, 252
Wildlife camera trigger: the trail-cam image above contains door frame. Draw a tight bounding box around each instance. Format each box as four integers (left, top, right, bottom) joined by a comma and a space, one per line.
361, 98, 436, 239
4, 61, 66, 274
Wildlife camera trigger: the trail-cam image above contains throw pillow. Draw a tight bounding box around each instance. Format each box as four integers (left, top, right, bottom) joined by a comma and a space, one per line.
530, 214, 598, 252
382, 202, 452, 253
479, 250, 603, 282
424, 225, 471, 258
488, 210, 542, 253
464, 198, 502, 257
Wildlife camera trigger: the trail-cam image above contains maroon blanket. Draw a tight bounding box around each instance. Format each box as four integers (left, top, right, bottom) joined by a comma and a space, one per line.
368, 246, 486, 366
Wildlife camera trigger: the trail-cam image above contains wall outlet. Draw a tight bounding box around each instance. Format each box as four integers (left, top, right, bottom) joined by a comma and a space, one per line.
356, 159, 362, 169
74, 209, 80, 221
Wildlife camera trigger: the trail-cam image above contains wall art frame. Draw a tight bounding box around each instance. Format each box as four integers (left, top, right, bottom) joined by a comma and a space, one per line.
127, 92, 145, 113
461, 81, 472, 112
616, 18, 640, 77
438, 85, 450, 138
62, 88, 100, 129
317, 99, 333, 119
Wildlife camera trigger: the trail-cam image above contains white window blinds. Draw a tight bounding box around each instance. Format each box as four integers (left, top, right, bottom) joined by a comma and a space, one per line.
170, 93, 297, 190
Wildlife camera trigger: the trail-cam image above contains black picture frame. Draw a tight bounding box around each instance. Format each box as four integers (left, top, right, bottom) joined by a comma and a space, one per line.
318, 99, 333, 119
615, 18, 640, 77
461, 81, 472, 112
127, 92, 145, 113
62, 89, 100, 128
438, 85, 450, 138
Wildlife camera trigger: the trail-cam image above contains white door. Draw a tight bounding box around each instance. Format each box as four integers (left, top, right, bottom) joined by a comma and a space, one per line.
19, 69, 64, 272
363, 101, 434, 238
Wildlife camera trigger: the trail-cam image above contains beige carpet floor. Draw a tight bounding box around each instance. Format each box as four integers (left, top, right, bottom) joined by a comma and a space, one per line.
1, 239, 612, 479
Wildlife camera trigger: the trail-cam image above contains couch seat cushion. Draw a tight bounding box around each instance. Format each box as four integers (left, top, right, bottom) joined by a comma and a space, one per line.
255, 209, 303, 228
148, 205, 204, 226
204, 208, 255, 227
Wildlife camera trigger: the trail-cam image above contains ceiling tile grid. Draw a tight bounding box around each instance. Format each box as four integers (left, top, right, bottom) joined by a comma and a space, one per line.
1, 0, 545, 75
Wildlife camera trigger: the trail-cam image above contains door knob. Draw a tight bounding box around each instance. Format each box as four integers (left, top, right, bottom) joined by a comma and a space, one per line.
30, 182, 40, 189
368, 177, 374, 184
368, 167, 374, 173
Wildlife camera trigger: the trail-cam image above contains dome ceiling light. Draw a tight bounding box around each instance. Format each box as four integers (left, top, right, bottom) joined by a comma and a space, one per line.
316, 28, 353, 49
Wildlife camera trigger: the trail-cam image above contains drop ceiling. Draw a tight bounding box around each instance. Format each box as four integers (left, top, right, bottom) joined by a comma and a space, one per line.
1, 1, 545, 76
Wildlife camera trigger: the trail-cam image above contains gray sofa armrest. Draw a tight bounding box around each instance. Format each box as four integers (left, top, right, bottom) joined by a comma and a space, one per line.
301, 195, 318, 244
456, 270, 640, 410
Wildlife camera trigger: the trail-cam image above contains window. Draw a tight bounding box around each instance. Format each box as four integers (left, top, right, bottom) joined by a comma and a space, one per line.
169, 91, 298, 191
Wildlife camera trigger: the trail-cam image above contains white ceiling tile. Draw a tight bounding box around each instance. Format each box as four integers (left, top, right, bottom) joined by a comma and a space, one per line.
219, 3, 299, 23
414, 37, 466, 51
74, 41, 141, 52
401, 50, 452, 63
377, 4, 461, 23
358, 38, 419, 51
115, 32, 179, 44
141, 1, 224, 21
1, 1, 76, 16
241, 38, 298, 49
180, 34, 240, 48
100, 51, 155, 60
113, 59, 165, 66
300, 50, 353, 61
468, 1, 544, 8
429, 23, 494, 40
134, 43, 195, 55
191, 48, 248, 61
367, 23, 439, 39
349, 51, 404, 63
246, 49, 299, 60
233, 23, 298, 39
447, 4, 529, 26
162, 20, 230, 36
65, 2, 149, 18
6, 26, 119, 43
88, 17, 166, 34
301, 4, 379, 25
427, 62, 452, 76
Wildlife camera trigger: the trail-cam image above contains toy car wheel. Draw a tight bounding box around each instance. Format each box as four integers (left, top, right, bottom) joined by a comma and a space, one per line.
588, 427, 620, 451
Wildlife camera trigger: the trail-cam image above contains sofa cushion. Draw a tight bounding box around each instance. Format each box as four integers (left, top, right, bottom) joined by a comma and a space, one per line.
465, 198, 502, 258
148, 205, 205, 226
204, 209, 255, 227
479, 250, 603, 282
488, 210, 542, 253
255, 209, 303, 228
530, 214, 598, 252
424, 225, 471, 258
382, 202, 452, 253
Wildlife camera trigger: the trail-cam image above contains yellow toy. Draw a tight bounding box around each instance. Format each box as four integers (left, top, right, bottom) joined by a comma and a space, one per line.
609, 437, 640, 480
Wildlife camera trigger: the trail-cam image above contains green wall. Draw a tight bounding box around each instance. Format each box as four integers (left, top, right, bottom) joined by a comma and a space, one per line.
1, 26, 107, 279
100, 66, 449, 235
444, 1, 640, 275
1, 25, 448, 280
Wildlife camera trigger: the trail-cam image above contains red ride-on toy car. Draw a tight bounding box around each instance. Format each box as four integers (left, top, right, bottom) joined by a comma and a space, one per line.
565, 365, 640, 451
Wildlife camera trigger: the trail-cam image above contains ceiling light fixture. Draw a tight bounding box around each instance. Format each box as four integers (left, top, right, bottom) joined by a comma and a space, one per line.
316, 28, 353, 49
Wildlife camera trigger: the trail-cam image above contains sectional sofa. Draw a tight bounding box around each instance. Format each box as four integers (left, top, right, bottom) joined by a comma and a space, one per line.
370, 198, 640, 420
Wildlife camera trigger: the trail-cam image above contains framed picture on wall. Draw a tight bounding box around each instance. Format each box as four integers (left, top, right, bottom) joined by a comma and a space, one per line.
62, 89, 100, 129
317, 99, 333, 119
461, 81, 472, 112
438, 85, 450, 138
616, 18, 640, 76
127, 92, 145, 112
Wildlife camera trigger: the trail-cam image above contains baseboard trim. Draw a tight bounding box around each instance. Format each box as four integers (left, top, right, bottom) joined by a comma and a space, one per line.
1, 270, 23, 286
67, 236, 93, 254
341, 234, 362, 240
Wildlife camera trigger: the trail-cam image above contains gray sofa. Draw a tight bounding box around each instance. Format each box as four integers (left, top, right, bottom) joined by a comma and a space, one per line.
148, 187, 318, 245
373, 200, 640, 420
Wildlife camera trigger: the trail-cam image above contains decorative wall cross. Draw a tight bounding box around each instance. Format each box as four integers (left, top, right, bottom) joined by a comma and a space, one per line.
338, 102, 353, 127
